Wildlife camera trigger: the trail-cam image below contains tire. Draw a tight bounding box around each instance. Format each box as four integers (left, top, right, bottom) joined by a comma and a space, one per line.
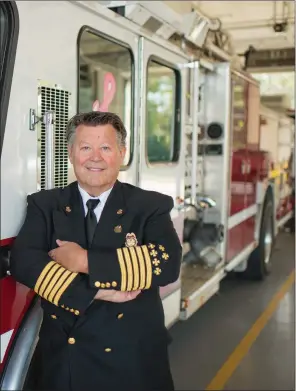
244, 198, 274, 280
289, 215, 295, 233
288, 190, 295, 233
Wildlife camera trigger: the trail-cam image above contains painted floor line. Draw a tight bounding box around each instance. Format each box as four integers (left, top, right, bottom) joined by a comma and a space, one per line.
205, 269, 295, 391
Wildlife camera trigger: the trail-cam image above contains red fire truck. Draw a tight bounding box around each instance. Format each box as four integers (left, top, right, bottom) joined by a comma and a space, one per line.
0, 1, 294, 388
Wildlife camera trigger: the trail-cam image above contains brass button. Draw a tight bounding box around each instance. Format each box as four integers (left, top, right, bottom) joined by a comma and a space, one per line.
51, 314, 57, 319
95, 281, 101, 288
68, 337, 75, 345
66, 307, 69, 311
106, 282, 111, 288
112, 281, 117, 287
70, 309, 74, 312
74, 310, 80, 316
101, 283, 106, 288
104, 348, 112, 352
117, 313, 124, 319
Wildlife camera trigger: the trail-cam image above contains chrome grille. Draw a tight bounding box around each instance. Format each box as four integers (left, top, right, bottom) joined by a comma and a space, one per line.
38, 85, 70, 190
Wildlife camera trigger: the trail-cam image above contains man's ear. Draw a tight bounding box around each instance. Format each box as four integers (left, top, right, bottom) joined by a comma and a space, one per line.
120, 146, 126, 162
68, 144, 73, 164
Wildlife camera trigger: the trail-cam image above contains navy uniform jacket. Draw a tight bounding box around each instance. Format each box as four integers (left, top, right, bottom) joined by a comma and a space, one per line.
10, 180, 182, 391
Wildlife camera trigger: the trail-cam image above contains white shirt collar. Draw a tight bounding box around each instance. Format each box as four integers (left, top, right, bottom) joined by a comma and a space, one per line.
78, 183, 113, 209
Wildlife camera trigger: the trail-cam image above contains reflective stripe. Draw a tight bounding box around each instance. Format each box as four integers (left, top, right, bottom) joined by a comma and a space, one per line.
228, 204, 257, 230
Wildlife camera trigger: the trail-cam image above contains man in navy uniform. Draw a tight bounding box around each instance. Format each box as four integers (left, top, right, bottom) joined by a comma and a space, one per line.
10, 111, 182, 391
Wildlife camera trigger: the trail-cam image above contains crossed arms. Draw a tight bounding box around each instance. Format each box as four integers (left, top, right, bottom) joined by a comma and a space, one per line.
10, 194, 182, 316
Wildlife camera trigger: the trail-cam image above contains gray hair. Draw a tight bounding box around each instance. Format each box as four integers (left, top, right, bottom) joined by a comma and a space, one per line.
65, 111, 127, 147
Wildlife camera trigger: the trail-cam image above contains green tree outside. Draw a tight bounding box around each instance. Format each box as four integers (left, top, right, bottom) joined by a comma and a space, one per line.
146, 67, 176, 163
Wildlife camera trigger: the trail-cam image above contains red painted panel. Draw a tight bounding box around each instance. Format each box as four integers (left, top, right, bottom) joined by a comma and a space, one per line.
230, 150, 246, 216
242, 216, 256, 248
227, 217, 256, 263
244, 181, 256, 208
0, 278, 35, 372
246, 150, 270, 181
0, 237, 15, 247
226, 223, 245, 262
229, 187, 245, 216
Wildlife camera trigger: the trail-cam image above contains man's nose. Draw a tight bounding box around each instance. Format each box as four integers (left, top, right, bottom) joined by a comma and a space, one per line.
91, 149, 103, 161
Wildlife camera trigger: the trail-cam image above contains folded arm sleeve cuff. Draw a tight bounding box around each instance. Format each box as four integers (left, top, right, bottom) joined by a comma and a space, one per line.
10, 195, 96, 316
34, 260, 96, 314
88, 196, 182, 291
88, 242, 180, 291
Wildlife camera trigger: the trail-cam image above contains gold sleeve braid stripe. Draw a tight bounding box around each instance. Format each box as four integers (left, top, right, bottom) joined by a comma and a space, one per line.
53, 272, 77, 305
122, 247, 133, 291
43, 267, 67, 300
34, 260, 56, 293
34, 260, 78, 306
135, 246, 146, 289
48, 269, 72, 302
117, 245, 155, 291
129, 247, 140, 290
117, 248, 127, 291
38, 263, 61, 296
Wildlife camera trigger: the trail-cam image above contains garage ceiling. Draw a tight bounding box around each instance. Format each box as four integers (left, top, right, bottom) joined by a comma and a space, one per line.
166, 1, 294, 54
192, 1, 295, 54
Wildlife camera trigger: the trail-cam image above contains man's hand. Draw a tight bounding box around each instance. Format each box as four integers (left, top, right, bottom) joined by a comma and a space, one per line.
95, 289, 141, 303
48, 240, 88, 273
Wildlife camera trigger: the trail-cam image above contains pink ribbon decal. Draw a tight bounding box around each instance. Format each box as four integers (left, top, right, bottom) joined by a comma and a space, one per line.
92, 72, 116, 112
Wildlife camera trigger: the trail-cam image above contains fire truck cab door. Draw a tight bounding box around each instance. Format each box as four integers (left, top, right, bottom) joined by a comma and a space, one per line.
137, 37, 187, 242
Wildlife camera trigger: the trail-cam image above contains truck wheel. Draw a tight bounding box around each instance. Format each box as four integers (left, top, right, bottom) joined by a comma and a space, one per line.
244, 199, 274, 280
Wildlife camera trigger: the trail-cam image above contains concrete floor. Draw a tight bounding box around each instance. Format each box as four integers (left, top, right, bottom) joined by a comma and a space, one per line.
169, 232, 295, 391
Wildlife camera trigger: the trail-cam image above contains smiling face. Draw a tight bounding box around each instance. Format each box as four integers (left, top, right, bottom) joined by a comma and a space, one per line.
68, 124, 126, 196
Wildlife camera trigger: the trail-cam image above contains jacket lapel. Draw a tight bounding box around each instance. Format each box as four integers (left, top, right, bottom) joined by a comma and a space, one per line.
52, 181, 87, 248
52, 180, 135, 251
92, 180, 132, 249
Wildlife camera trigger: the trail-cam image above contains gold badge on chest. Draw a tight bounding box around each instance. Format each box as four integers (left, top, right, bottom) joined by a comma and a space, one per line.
125, 232, 138, 247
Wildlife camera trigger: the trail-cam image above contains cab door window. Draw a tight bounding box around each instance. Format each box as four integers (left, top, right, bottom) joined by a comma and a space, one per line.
146, 59, 181, 163
78, 28, 134, 167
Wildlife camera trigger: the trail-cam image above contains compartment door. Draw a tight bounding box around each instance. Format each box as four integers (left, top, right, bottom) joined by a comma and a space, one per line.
227, 73, 248, 261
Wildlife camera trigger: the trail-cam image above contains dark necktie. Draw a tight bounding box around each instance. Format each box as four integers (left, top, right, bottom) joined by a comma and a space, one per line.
85, 199, 100, 247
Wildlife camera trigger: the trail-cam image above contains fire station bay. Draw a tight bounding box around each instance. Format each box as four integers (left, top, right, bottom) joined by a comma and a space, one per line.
0, 1, 295, 390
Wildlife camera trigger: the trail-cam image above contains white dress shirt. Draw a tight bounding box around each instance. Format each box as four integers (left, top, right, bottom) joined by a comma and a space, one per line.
78, 184, 113, 223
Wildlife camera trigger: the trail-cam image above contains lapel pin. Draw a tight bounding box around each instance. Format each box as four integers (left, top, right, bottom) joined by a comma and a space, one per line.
125, 233, 138, 247
114, 225, 122, 233
65, 206, 71, 213
117, 209, 123, 215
